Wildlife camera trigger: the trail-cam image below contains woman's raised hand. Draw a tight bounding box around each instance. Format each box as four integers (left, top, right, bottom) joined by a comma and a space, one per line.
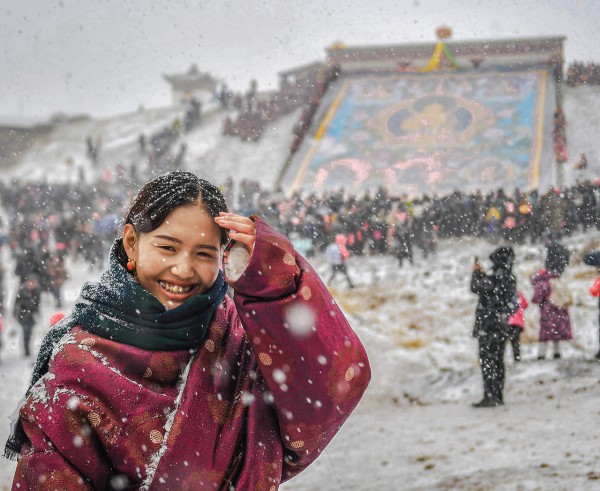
214, 213, 256, 256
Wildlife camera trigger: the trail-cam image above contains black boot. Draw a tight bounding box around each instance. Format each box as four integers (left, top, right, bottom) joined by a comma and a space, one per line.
472, 398, 503, 408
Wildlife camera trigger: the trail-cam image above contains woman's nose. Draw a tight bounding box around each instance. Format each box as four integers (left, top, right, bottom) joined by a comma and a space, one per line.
170, 254, 194, 278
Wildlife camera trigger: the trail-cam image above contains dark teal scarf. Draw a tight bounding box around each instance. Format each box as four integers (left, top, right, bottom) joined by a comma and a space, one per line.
5, 238, 227, 460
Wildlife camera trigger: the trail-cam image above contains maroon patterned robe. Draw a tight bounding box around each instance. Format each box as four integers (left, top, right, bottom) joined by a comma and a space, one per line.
531, 269, 572, 342
12, 220, 370, 490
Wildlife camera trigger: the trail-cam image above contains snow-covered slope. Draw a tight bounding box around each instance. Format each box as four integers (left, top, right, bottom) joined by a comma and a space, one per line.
1, 106, 185, 183
181, 108, 299, 189
2, 102, 299, 190
279, 231, 600, 491
1, 231, 600, 489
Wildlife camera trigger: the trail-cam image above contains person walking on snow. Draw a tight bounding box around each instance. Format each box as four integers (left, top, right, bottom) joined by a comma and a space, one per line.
326, 233, 355, 289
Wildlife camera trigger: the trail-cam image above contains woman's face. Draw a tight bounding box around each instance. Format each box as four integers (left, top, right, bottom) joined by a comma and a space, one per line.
123, 202, 223, 310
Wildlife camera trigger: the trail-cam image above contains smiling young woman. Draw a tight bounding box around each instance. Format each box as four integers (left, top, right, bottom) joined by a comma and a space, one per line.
6, 171, 370, 490
123, 203, 224, 309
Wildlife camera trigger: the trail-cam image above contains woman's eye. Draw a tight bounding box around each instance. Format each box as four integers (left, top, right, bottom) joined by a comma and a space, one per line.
159, 245, 175, 252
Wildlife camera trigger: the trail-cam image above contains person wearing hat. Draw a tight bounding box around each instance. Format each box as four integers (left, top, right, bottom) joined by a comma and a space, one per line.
531, 242, 572, 359
470, 246, 517, 407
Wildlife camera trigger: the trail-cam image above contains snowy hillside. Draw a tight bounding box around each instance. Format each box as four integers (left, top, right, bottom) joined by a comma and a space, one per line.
2, 102, 299, 192
1, 106, 183, 183
1, 86, 600, 489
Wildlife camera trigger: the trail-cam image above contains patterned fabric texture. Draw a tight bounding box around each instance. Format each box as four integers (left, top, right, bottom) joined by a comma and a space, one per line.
11, 218, 371, 490
531, 269, 573, 342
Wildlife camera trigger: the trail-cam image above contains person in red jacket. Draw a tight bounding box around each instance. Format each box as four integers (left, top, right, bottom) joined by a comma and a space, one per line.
584, 250, 600, 359
6, 171, 370, 490
507, 290, 528, 362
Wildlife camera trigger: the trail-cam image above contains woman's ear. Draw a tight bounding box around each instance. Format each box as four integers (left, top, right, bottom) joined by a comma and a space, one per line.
122, 223, 137, 258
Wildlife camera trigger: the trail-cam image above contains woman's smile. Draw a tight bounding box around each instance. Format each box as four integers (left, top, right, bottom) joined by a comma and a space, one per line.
124, 203, 223, 309
158, 280, 197, 295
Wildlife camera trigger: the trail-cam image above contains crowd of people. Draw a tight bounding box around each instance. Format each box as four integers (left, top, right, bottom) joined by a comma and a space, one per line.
566, 61, 600, 87
220, 63, 339, 150
287, 65, 339, 157
0, 178, 133, 358
251, 179, 600, 266
131, 98, 204, 178
222, 89, 302, 142
553, 106, 569, 163
0, 171, 599, 363
220, 79, 306, 142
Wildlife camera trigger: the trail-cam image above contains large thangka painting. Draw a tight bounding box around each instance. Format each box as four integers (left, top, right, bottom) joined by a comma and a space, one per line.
287, 70, 551, 196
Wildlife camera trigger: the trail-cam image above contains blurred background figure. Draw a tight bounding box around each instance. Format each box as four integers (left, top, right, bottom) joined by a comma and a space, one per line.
507, 289, 528, 362
584, 250, 600, 359
326, 234, 355, 289
13, 274, 42, 357
46, 254, 67, 308
531, 243, 573, 360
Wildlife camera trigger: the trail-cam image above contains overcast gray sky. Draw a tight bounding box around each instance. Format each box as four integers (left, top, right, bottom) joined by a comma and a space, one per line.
1, 0, 598, 120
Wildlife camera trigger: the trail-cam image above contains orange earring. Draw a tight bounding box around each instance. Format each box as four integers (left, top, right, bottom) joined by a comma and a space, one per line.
126, 258, 136, 271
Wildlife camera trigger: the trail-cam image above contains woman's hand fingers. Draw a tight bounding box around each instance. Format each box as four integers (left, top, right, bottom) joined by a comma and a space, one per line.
215, 213, 255, 233
214, 213, 256, 255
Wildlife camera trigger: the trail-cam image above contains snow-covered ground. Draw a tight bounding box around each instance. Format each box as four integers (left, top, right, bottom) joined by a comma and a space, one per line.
2, 233, 600, 489
1, 86, 600, 489
280, 233, 600, 491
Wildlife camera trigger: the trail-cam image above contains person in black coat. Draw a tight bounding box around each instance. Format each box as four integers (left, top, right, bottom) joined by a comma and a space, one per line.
13, 274, 42, 357
470, 246, 517, 407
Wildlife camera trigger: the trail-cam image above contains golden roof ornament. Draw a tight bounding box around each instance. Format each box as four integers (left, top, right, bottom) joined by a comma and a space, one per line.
436, 26, 453, 40
329, 41, 348, 50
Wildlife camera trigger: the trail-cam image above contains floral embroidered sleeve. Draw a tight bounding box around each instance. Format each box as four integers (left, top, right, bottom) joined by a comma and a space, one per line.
226, 218, 371, 481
